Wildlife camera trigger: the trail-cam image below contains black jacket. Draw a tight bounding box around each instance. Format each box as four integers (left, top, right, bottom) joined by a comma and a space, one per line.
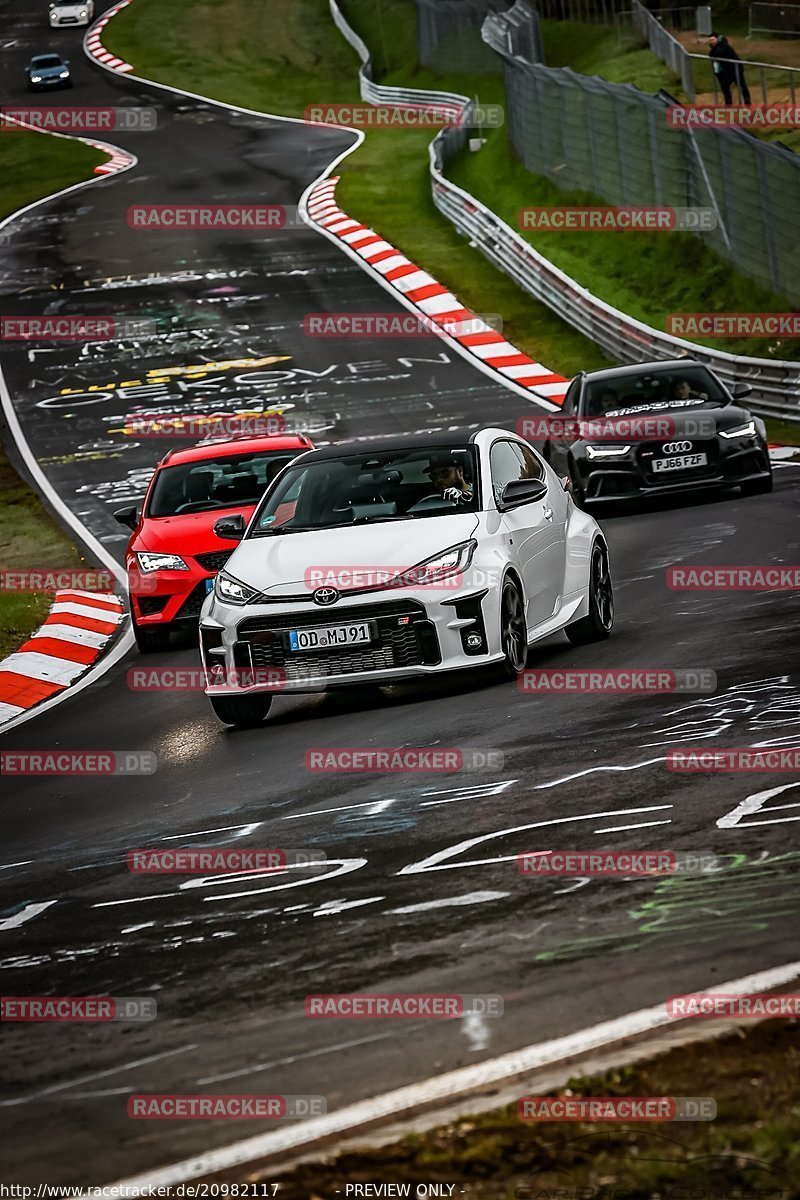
710, 37, 743, 83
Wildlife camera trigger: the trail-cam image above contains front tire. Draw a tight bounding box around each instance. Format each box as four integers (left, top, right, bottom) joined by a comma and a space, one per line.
133, 620, 171, 654
499, 577, 528, 678
566, 541, 613, 645
210, 693, 273, 728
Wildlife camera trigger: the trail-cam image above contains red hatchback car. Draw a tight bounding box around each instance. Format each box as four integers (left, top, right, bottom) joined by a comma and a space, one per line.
114, 433, 314, 652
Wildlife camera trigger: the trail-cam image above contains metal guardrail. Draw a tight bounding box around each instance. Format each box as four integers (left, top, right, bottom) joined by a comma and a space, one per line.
327, 0, 800, 421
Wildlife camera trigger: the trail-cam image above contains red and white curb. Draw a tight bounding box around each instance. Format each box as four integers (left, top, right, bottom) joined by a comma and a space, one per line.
85, 0, 134, 73
2, 115, 135, 178
88, 140, 135, 175
0, 591, 125, 726
305, 177, 569, 406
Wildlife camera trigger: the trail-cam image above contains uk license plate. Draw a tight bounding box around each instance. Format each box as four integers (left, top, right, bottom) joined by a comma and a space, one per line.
652, 452, 707, 473
289, 622, 371, 651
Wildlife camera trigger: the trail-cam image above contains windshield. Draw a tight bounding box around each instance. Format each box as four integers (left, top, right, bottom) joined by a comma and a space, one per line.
147, 450, 300, 517
584, 367, 725, 417
250, 445, 480, 535
33, 56, 63, 67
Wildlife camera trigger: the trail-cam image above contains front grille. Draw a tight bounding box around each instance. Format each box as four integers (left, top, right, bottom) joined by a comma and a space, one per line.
235, 599, 440, 680
195, 550, 233, 571
636, 439, 719, 485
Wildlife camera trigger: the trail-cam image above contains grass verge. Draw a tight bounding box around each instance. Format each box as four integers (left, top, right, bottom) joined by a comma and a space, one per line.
263, 1019, 800, 1197
0, 129, 104, 658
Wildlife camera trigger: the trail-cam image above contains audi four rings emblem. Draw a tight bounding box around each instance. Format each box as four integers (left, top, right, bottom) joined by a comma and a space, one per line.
313, 587, 340, 606
662, 441, 692, 454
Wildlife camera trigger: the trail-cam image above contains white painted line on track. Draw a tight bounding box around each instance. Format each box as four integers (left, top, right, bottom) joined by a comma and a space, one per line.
110, 959, 800, 1188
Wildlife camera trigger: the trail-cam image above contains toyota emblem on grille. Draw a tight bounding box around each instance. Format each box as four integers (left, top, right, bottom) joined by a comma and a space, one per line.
313, 587, 339, 606
662, 440, 692, 454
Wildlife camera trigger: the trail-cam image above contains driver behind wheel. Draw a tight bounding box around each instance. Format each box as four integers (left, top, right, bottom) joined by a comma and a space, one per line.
425, 454, 474, 505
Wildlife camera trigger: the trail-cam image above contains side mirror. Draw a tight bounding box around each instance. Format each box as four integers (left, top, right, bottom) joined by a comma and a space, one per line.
214, 513, 245, 540
731, 381, 752, 400
113, 506, 138, 530
500, 478, 548, 508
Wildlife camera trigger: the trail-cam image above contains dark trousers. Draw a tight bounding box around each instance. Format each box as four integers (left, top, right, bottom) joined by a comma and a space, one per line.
720, 70, 751, 105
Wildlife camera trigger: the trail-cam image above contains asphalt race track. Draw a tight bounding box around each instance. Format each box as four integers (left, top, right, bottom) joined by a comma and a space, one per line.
2, 1, 800, 1184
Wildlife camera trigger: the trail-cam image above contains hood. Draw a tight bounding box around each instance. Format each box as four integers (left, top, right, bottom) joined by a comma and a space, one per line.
222, 512, 481, 596
134, 505, 256, 559
51, 4, 85, 12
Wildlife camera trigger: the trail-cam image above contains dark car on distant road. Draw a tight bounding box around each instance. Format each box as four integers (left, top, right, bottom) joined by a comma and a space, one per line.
26, 53, 72, 90
539, 359, 772, 507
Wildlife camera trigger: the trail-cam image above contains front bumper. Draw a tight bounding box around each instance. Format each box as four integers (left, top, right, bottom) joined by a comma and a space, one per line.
29, 76, 71, 88
200, 586, 503, 696
574, 437, 770, 503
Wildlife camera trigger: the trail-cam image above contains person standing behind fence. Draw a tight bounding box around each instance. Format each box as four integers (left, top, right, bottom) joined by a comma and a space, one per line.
708, 33, 752, 104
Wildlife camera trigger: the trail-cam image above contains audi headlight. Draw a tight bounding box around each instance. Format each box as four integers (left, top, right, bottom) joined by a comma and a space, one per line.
719, 421, 756, 440
585, 444, 631, 460
136, 552, 189, 573
392, 540, 477, 588
215, 572, 257, 605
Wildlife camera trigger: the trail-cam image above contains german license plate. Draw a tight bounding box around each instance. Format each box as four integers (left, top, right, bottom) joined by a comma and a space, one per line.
204, 577, 215, 594
289, 622, 371, 651
652, 452, 707, 473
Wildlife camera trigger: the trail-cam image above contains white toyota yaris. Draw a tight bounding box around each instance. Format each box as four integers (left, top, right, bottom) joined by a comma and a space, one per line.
199, 428, 614, 726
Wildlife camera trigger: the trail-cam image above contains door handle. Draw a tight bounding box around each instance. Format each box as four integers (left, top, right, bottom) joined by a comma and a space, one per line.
543, 505, 553, 521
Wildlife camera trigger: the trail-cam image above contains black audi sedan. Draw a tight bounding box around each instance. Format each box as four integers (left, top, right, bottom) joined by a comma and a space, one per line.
538, 360, 772, 507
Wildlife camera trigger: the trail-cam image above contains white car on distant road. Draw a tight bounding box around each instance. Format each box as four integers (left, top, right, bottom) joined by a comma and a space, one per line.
49, 0, 95, 27
199, 428, 614, 727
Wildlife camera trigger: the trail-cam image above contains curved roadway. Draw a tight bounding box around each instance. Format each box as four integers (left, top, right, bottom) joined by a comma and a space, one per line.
2, 2, 800, 1182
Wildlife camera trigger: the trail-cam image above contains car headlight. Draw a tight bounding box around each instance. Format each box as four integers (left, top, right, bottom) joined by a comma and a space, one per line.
585, 444, 631, 460
31, 75, 43, 82
59, 70, 70, 78
719, 421, 756, 440
391, 540, 477, 588
215, 572, 257, 605
136, 552, 189, 573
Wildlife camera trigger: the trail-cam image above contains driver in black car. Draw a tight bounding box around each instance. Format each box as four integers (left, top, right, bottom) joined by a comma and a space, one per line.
425, 455, 474, 505
672, 377, 708, 402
